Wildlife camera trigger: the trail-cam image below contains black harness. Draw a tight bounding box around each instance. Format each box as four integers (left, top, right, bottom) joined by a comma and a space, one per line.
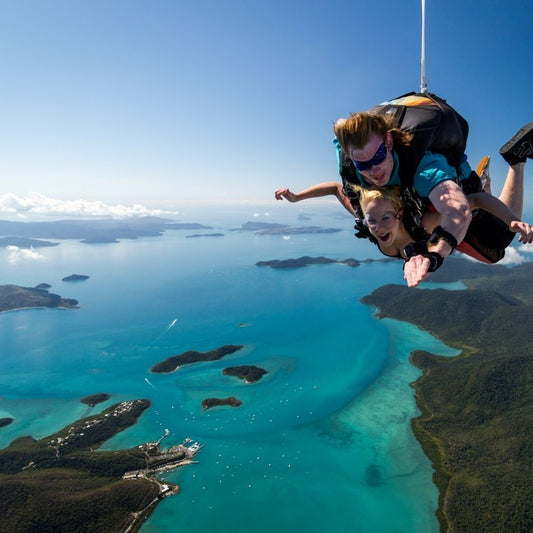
338, 91, 475, 248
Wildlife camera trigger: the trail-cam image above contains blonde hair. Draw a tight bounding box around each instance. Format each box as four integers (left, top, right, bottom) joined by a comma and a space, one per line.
350, 185, 404, 214
333, 112, 413, 153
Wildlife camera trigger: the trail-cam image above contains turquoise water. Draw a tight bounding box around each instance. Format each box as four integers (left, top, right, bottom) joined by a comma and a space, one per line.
0, 208, 460, 532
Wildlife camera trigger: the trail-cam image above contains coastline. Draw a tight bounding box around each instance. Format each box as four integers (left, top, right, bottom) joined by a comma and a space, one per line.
0, 304, 79, 314
361, 261, 533, 532
0, 284, 79, 313
0, 400, 203, 531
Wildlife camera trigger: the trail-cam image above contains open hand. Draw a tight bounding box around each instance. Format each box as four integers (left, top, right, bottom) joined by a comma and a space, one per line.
403, 255, 431, 288
274, 188, 298, 202
510, 220, 533, 244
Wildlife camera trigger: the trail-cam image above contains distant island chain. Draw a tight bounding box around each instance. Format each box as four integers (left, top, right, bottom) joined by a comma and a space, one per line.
0, 217, 344, 245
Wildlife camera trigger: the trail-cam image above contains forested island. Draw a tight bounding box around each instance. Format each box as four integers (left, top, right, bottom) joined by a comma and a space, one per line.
150, 345, 244, 373
81, 393, 111, 407
62, 274, 89, 282
223, 365, 268, 383
361, 258, 533, 532
201, 396, 242, 411
0, 418, 14, 428
0, 284, 78, 312
0, 399, 201, 532
256, 256, 396, 269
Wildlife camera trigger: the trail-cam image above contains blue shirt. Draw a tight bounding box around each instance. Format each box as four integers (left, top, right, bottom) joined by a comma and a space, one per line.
334, 139, 472, 199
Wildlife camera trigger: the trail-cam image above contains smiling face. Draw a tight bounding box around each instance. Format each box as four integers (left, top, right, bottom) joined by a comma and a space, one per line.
362, 197, 402, 246
347, 132, 394, 187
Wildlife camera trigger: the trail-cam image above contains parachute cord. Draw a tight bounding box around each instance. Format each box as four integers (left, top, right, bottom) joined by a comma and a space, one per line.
420, 0, 427, 94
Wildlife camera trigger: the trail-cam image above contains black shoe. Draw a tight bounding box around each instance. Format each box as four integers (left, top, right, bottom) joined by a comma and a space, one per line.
499, 122, 533, 165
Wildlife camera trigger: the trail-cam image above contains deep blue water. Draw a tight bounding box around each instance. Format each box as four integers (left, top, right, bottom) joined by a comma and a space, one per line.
0, 207, 461, 532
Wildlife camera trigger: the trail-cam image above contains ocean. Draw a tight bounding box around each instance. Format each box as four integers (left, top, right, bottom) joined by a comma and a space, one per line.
0, 205, 461, 532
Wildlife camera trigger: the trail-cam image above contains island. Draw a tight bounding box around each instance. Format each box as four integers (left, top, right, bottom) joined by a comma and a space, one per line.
0, 417, 14, 429
62, 274, 89, 282
361, 259, 533, 532
256, 226, 342, 235
223, 365, 268, 383
150, 345, 244, 373
230, 221, 290, 232
0, 237, 59, 248
256, 256, 397, 269
229, 221, 344, 235
164, 222, 213, 230
0, 217, 213, 245
0, 399, 202, 532
185, 233, 224, 238
81, 235, 119, 244
0, 285, 78, 313
81, 393, 111, 407
201, 396, 242, 411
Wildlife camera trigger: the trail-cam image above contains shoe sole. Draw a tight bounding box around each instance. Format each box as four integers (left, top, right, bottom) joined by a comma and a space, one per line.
499, 122, 533, 158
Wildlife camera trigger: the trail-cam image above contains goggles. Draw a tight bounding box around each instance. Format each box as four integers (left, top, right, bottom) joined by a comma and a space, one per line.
352, 142, 388, 171
363, 211, 401, 230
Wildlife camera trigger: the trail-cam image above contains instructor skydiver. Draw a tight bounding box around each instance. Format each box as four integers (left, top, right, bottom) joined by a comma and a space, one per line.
276, 118, 533, 286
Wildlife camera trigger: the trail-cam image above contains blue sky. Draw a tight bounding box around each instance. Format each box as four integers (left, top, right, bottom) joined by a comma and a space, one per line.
1, 0, 532, 216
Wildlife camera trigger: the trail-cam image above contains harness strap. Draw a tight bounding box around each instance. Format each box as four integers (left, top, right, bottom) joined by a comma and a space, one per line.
404, 241, 444, 272
428, 225, 458, 250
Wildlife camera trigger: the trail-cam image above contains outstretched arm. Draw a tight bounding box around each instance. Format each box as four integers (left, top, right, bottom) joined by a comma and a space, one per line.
404, 188, 533, 288
404, 180, 472, 288
274, 182, 356, 216
467, 192, 533, 243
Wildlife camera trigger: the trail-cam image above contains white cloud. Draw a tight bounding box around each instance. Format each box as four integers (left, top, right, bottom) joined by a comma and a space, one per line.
498, 246, 527, 266
457, 245, 530, 266
6, 245, 46, 265
0, 193, 179, 219
517, 242, 533, 254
